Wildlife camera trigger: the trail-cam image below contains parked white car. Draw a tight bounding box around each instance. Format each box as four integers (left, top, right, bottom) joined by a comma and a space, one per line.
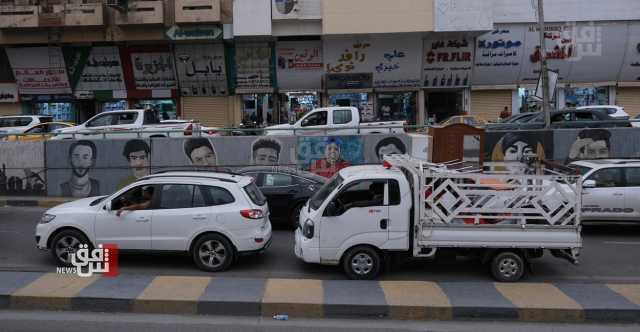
264, 107, 405, 136
36, 172, 272, 272
0, 115, 53, 135
577, 105, 629, 119
570, 159, 640, 221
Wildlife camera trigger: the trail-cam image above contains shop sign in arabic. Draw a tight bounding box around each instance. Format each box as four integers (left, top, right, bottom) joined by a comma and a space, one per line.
5, 47, 72, 95
235, 44, 273, 89
131, 52, 177, 90
0, 83, 18, 103
166, 25, 223, 41
276, 41, 323, 90
277, 45, 322, 71
422, 38, 473, 88
473, 25, 526, 85
620, 22, 640, 82
76, 46, 126, 92
175, 44, 228, 96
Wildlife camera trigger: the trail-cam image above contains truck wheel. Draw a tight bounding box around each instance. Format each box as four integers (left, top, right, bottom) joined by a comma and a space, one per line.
490, 251, 525, 282
50, 229, 91, 267
192, 234, 234, 272
343, 246, 382, 280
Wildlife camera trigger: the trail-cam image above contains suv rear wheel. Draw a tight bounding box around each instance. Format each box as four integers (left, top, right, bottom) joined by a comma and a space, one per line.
192, 234, 234, 272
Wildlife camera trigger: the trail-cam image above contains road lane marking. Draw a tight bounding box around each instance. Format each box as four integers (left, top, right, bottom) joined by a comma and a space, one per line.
380, 281, 452, 320
495, 283, 584, 322
603, 241, 640, 245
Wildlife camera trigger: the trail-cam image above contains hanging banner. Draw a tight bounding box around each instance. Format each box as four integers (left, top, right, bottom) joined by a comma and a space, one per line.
5, 47, 72, 95
473, 26, 526, 85
174, 44, 228, 96
276, 40, 323, 90
0, 83, 19, 103
324, 35, 422, 88
422, 37, 474, 88
617, 22, 640, 83
235, 43, 273, 92
130, 52, 178, 90
565, 23, 626, 83
76, 46, 126, 92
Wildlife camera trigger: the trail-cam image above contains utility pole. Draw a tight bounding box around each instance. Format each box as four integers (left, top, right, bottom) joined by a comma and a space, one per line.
537, 0, 551, 128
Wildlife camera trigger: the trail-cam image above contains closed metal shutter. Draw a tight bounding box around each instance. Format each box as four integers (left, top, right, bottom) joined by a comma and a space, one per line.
0, 103, 22, 116
470, 90, 512, 122
617, 87, 640, 117
181, 97, 229, 127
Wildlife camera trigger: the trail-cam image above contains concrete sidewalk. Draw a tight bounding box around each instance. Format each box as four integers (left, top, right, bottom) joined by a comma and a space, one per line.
0, 196, 72, 208
1, 271, 639, 323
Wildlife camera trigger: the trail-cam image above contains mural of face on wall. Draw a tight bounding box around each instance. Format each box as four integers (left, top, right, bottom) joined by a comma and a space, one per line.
118, 139, 151, 189
310, 137, 352, 178
61, 140, 100, 198
184, 137, 217, 168
490, 132, 546, 172
252, 138, 281, 165
567, 129, 611, 162
375, 137, 407, 162
298, 136, 363, 178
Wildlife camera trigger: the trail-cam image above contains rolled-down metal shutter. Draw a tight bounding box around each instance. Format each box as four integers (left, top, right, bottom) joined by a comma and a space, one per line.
0, 103, 22, 116
617, 87, 640, 118
470, 90, 512, 122
181, 97, 229, 127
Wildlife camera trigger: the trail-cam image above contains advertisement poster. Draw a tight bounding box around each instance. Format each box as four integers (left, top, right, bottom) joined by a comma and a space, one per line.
324, 35, 422, 88
76, 46, 126, 92
618, 22, 640, 83
0, 83, 19, 103
422, 37, 474, 88
235, 43, 273, 92
5, 47, 72, 95
473, 26, 526, 85
174, 44, 228, 96
297, 136, 364, 178
130, 52, 178, 90
276, 40, 323, 90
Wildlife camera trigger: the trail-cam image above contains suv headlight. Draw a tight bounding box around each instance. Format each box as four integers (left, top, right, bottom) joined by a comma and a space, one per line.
302, 219, 314, 239
40, 214, 56, 224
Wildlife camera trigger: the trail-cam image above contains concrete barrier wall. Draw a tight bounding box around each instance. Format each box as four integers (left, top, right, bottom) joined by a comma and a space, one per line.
0, 133, 425, 197
485, 127, 640, 163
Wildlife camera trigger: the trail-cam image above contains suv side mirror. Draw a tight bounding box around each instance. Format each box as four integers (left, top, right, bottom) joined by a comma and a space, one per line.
583, 179, 596, 188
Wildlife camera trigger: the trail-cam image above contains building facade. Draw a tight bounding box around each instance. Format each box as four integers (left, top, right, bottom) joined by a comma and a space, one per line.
0, 0, 639, 126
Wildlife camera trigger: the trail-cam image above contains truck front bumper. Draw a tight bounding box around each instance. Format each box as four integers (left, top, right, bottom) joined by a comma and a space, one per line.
294, 228, 321, 264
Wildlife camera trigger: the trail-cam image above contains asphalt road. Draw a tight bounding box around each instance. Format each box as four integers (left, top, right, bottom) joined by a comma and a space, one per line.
2, 206, 640, 283
1, 310, 639, 332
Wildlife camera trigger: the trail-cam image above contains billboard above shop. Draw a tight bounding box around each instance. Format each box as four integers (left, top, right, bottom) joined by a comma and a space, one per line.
234, 43, 274, 92
5, 47, 72, 95
276, 40, 323, 91
174, 44, 228, 97
0, 83, 18, 103
422, 37, 474, 88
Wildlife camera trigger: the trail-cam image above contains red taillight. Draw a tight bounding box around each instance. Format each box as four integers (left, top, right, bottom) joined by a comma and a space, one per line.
383, 160, 392, 169
184, 123, 193, 136
240, 209, 264, 219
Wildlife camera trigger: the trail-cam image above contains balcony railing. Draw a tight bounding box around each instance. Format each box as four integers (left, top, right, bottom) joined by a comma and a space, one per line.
0, 5, 38, 28
175, 0, 220, 24
114, 0, 164, 26
0, 3, 104, 28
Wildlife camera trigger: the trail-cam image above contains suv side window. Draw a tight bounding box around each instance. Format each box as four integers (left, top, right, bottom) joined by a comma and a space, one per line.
112, 185, 155, 210
87, 114, 115, 127
301, 111, 327, 127
116, 112, 138, 125
159, 184, 195, 209
625, 168, 640, 187
196, 185, 235, 206
575, 112, 596, 121
335, 180, 386, 211
263, 173, 294, 187
587, 168, 624, 188
333, 109, 352, 125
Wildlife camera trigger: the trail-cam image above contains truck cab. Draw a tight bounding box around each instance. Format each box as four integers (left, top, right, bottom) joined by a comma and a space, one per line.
295, 165, 412, 278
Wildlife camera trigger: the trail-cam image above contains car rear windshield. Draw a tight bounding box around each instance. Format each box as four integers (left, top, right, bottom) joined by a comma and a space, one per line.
243, 181, 266, 206
309, 174, 343, 210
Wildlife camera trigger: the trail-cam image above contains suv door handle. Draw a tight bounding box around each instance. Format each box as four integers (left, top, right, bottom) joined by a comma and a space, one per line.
613, 193, 624, 196
192, 215, 207, 221
136, 217, 150, 223
380, 219, 388, 230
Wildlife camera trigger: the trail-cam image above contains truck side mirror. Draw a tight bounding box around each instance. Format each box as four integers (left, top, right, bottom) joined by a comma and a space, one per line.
583, 179, 596, 188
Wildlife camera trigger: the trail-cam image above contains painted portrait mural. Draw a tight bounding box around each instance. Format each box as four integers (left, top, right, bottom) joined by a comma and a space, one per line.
297, 136, 364, 178
0, 141, 46, 195
485, 131, 553, 171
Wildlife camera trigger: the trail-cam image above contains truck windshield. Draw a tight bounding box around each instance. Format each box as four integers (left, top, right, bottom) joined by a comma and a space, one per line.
309, 174, 343, 210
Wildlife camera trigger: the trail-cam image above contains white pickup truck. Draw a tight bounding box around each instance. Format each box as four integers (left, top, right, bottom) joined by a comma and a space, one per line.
264, 107, 405, 136
295, 155, 582, 281
51, 109, 213, 140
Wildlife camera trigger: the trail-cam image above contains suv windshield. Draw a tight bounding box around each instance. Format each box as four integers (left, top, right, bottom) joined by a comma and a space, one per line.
309, 174, 343, 210
244, 181, 266, 206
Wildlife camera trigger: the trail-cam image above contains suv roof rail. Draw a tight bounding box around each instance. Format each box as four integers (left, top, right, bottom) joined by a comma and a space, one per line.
141, 171, 241, 183
152, 167, 239, 175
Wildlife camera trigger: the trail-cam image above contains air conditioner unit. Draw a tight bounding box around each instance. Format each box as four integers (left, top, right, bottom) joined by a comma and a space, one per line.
106, 0, 128, 12
272, 0, 298, 20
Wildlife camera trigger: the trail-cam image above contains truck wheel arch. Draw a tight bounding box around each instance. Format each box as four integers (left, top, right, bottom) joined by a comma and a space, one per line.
339, 243, 384, 266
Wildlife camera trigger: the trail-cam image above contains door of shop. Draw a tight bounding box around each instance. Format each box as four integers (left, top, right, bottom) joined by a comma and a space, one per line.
426, 91, 463, 124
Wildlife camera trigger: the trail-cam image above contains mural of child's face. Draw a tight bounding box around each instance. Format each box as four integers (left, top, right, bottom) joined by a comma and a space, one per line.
254, 147, 279, 165
504, 141, 534, 161
190, 146, 217, 166
377, 143, 403, 162
128, 150, 150, 178
325, 143, 340, 164
579, 139, 609, 159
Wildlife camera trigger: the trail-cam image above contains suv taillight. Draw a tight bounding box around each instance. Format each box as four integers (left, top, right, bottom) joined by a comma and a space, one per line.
240, 209, 264, 219
184, 123, 193, 136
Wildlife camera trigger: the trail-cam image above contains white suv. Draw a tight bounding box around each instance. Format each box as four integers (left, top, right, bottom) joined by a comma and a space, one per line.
570, 160, 640, 221
0, 115, 53, 134
577, 105, 629, 119
36, 172, 272, 272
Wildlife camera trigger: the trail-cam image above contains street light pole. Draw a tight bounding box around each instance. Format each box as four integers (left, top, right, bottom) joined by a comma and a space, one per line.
537, 0, 551, 128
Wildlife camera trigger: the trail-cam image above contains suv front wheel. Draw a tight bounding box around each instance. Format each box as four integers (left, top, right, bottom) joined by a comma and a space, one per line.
192, 234, 234, 272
